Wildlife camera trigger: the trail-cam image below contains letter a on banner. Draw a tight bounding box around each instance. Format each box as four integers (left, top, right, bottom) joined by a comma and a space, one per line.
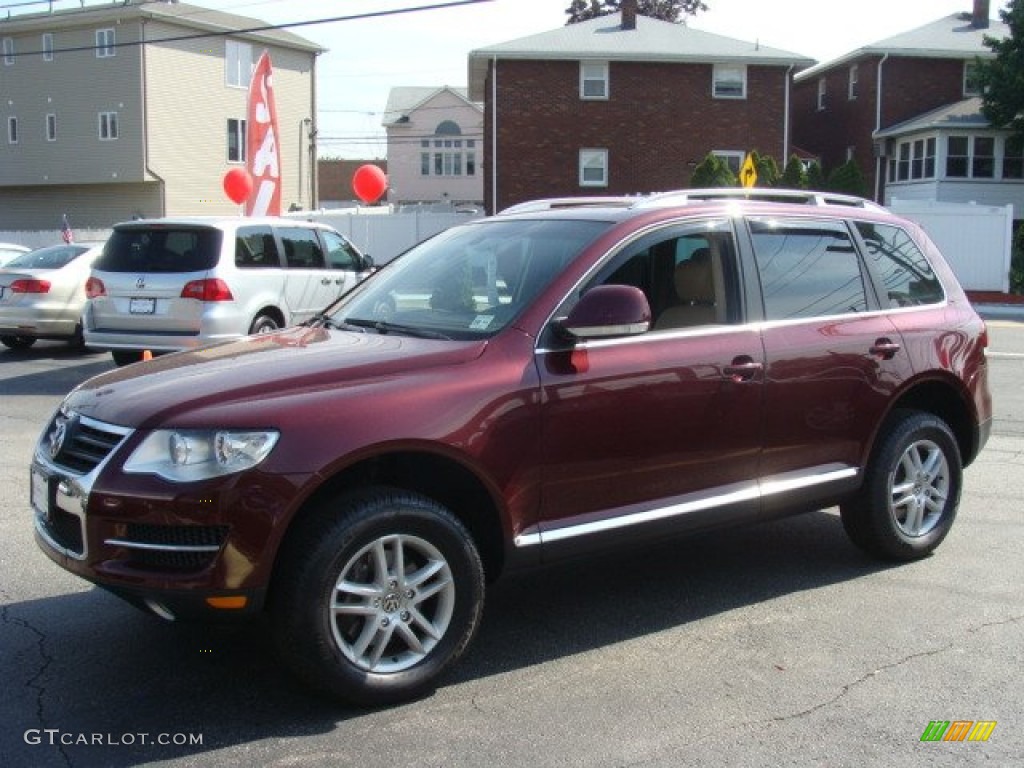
246, 52, 281, 216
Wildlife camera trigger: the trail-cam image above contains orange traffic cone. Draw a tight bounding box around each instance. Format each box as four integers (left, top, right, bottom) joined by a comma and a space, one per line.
142, 350, 153, 361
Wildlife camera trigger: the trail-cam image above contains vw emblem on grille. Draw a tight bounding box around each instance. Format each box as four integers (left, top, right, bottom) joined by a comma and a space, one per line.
136, 276, 146, 289
49, 416, 69, 459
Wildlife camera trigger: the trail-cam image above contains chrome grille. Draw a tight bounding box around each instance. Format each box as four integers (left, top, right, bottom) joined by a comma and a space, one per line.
46, 413, 130, 475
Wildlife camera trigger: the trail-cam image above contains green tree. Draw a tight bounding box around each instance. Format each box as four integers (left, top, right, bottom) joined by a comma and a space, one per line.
690, 153, 736, 187
753, 153, 780, 187
780, 155, 807, 189
566, 0, 708, 24
806, 161, 825, 190
977, 0, 1024, 140
826, 159, 868, 197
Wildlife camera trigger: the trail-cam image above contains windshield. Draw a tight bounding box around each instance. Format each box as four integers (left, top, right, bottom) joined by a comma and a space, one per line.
327, 218, 610, 339
6, 244, 88, 270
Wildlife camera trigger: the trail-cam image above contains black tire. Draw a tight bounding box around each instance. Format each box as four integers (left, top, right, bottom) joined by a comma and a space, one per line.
1, 335, 36, 350
68, 324, 86, 350
249, 314, 280, 335
111, 350, 144, 367
270, 488, 485, 706
841, 409, 962, 561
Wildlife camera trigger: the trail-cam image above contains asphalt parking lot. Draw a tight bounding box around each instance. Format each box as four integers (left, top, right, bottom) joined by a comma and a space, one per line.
1, 323, 1022, 768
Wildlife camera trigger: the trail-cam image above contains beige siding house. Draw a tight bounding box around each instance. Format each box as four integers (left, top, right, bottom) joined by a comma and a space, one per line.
0, 0, 322, 229
383, 86, 483, 207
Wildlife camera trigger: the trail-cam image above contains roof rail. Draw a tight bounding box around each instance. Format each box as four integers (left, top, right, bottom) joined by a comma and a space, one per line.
635, 188, 887, 211
498, 196, 638, 214
498, 189, 887, 216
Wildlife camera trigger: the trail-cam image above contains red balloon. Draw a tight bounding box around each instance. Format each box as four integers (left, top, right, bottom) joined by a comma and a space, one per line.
223, 168, 253, 205
352, 164, 387, 203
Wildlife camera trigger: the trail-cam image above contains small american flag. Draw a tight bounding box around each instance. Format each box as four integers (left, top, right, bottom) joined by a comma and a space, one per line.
61, 214, 74, 244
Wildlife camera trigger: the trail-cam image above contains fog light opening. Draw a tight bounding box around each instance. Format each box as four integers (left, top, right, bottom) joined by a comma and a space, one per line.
144, 599, 176, 621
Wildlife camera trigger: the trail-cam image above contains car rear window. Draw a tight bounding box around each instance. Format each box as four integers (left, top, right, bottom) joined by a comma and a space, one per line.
6, 244, 87, 270
94, 227, 222, 273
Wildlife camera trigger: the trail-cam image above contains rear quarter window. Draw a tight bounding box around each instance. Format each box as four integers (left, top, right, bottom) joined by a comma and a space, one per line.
94, 228, 221, 273
855, 221, 945, 307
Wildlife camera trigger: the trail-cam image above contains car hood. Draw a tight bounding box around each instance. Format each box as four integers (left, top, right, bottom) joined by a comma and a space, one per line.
65, 326, 488, 427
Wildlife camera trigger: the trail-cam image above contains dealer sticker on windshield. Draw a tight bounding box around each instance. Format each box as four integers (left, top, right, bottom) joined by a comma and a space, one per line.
470, 315, 494, 331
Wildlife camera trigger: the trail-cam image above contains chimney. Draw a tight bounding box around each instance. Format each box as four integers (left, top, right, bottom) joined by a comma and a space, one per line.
972, 0, 990, 29
621, 0, 637, 31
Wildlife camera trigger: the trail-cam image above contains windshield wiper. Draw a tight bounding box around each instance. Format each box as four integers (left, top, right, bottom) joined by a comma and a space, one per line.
305, 313, 367, 332
344, 317, 452, 340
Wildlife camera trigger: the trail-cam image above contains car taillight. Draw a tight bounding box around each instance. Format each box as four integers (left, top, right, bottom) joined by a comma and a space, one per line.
10, 278, 51, 294
181, 278, 234, 302
85, 276, 106, 298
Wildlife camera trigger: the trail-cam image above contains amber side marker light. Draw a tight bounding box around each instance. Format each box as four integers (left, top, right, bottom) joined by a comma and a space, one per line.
206, 596, 248, 609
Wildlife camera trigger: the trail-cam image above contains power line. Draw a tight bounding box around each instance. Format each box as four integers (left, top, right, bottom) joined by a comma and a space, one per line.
2, 0, 494, 58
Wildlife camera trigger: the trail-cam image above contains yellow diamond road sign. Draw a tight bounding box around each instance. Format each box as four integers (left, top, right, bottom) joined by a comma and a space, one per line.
740, 153, 757, 188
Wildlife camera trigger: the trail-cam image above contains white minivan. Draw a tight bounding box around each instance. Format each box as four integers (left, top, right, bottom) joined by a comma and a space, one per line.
84, 217, 372, 365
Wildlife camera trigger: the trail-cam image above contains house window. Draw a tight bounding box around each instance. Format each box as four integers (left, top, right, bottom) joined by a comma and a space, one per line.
3, 37, 13, 66
7, 116, 17, 144
579, 148, 608, 187
227, 118, 246, 162
580, 61, 609, 100
42, 33, 54, 62
895, 142, 911, 181
46, 113, 56, 142
848, 64, 858, 100
422, 123, 475, 177
226, 40, 253, 88
946, 137, 968, 177
972, 136, 995, 177
816, 78, 826, 110
96, 29, 115, 58
713, 150, 745, 175
713, 64, 746, 99
963, 61, 981, 97
99, 111, 118, 140
1003, 136, 1023, 179
895, 138, 938, 180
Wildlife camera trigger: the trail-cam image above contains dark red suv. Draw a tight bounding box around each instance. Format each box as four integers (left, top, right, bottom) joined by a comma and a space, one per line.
32, 191, 992, 705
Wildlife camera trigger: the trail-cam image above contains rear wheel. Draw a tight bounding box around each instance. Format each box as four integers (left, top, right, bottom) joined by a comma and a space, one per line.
0, 335, 36, 350
111, 350, 144, 367
841, 410, 962, 561
271, 488, 485, 706
249, 314, 280, 335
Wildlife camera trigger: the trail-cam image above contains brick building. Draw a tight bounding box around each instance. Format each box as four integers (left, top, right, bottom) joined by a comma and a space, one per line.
467, 1, 811, 213
791, 0, 1015, 206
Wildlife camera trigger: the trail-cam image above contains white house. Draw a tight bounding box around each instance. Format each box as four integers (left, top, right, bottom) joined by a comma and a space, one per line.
382, 86, 483, 207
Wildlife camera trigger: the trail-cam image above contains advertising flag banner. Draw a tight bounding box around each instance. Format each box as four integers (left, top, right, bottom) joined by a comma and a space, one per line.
61, 214, 74, 244
246, 52, 281, 216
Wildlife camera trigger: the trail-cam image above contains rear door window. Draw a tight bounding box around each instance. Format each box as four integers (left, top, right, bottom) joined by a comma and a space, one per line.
748, 218, 868, 320
95, 228, 221, 273
278, 227, 327, 270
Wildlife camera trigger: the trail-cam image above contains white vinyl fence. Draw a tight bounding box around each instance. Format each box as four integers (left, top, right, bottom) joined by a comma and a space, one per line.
889, 199, 1013, 293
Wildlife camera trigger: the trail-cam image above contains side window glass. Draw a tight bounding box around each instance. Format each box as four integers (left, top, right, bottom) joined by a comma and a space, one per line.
235, 226, 279, 269
749, 219, 867, 320
278, 227, 327, 270
855, 221, 944, 307
321, 230, 360, 271
583, 220, 736, 331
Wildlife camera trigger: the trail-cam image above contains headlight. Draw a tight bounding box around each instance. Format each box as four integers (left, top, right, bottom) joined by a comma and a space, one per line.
123, 429, 279, 482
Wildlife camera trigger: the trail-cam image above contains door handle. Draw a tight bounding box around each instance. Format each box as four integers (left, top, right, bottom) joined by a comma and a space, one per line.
723, 356, 763, 382
321, 278, 332, 285
870, 338, 901, 360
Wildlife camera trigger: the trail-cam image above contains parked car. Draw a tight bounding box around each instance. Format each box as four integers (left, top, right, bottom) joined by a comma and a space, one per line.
0, 242, 31, 268
82, 216, 373, 365
32, 191, 991, 706
0, 242, 104, 349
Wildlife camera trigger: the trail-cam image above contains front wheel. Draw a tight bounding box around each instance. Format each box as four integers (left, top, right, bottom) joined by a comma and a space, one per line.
1, 335, 36, 350
841, 410, 962, 561
270, 489, 485, 706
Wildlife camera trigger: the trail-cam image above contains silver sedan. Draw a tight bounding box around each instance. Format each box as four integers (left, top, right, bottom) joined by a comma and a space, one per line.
0, 243, 104, 350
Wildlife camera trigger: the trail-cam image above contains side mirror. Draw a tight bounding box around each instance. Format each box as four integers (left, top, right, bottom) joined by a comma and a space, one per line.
361, 254, 375, 271
556, 284, 651, 340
